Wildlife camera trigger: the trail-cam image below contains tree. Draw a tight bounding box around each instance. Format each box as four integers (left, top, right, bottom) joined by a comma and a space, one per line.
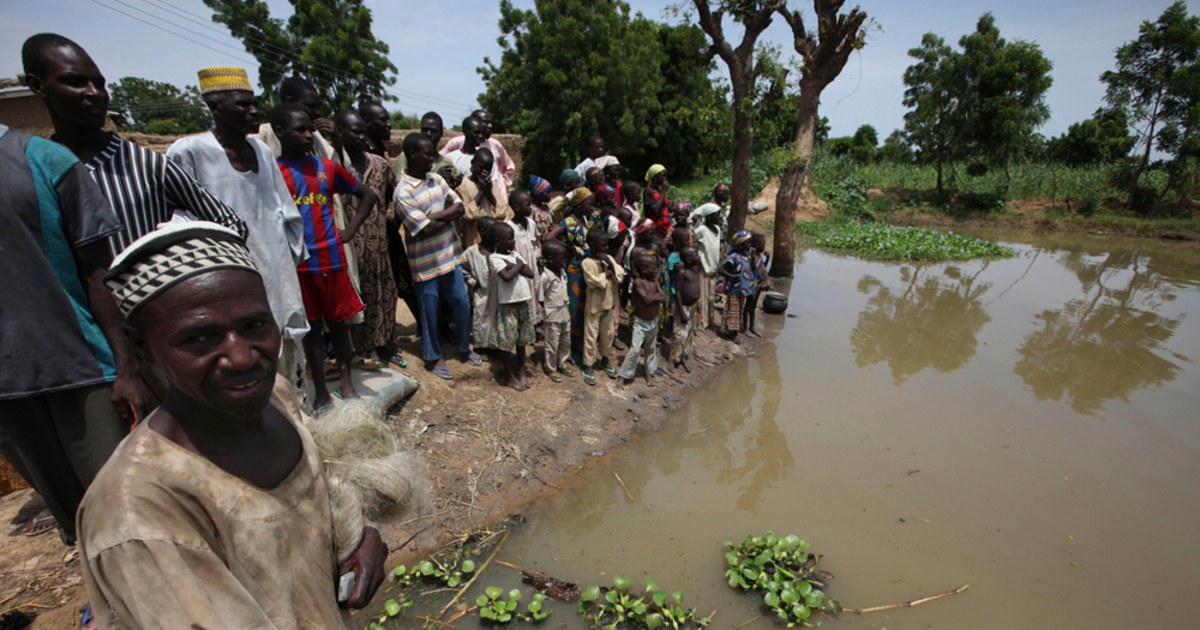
771, 0, 869, 276
849, 123, 878, 163
203, 0, 397, 108
1046, 109, 1136, 166
108, 76, 209, 135
1102, 1, 1200, 203
878, 129, 913, 163
479, 1, 723, 181
902, 33, 958, 195
955, 14, 1052, 189
693, 0, 779, 233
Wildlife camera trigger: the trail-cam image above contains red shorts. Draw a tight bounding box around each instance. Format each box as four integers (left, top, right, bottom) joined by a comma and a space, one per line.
298, 269, 365, 324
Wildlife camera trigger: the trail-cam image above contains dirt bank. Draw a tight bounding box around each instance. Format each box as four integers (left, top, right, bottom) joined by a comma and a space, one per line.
0, 306, 765, 628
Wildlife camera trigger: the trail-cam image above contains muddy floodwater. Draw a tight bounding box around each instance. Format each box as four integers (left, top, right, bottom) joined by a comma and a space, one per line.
422, 231, 1200, 629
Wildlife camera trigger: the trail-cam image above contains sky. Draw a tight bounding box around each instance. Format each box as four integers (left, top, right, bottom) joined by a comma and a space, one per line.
2, 0, 1196, 140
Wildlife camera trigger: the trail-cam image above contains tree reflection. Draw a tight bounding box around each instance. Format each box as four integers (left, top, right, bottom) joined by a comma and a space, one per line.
1014, 248, 1189, 415
850, 264, 992, 384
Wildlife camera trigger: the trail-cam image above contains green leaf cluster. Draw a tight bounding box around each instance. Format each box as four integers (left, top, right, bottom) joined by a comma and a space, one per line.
476, 587, 550, 624
202, 0, 397, 109
577, 575, 707, 630
478, 0, 730, 182
723, 533, 840, 628
795, 222, 1015, 261
391, 556, 475, 590
108, 77, 209, 135
902, 14, 1053, 194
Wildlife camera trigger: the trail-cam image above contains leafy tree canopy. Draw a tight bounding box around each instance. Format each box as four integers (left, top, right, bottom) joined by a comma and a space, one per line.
203, 0, 397, 109
108, 76, 209, 135
479, 0, 729, 180
1046, 109, 1135, 166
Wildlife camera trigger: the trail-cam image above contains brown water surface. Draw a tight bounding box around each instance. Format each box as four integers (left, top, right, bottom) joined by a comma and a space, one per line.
455, 231, 1200, 629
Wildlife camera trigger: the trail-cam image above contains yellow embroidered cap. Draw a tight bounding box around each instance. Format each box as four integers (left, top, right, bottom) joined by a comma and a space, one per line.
197, 67, 252, 94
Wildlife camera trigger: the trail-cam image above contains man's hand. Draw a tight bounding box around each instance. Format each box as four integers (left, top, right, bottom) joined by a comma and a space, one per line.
340, 227, 357, 244
339, 527, 387, 609
110, 373, 155, 427
314, 117, 336, 137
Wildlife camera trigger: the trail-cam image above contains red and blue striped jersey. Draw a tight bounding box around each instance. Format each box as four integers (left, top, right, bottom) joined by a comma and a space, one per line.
276, 155, 359, 274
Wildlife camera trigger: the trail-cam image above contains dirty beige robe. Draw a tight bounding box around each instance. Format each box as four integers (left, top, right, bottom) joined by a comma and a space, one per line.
77, 377, 354, 629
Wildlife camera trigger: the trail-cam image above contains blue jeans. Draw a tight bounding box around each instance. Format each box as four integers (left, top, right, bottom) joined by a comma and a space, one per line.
414, 266, 472, 363
619, 315, 659, 379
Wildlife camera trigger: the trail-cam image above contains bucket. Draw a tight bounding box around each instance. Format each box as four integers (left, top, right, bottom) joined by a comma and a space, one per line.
763, 291, 788, 314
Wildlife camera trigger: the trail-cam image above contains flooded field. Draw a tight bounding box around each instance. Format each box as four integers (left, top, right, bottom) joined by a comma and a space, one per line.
397, 231, 1200, 629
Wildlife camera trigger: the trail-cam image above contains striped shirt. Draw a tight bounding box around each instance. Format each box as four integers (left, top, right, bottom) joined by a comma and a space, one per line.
86, 133, 247, 256
394, 171, 462, 283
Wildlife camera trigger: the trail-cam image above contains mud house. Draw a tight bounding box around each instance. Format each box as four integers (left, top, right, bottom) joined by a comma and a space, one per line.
0, 77, 52, 134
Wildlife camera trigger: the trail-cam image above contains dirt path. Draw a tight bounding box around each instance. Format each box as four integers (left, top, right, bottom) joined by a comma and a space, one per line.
0, 306, 764, 628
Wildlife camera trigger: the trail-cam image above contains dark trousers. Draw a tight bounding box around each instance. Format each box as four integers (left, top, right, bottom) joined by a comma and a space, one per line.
0, 383, 128, 542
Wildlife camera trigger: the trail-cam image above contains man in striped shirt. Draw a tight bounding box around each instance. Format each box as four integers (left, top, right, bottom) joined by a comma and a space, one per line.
22, 34, 247, 256
394, 133, 481, 379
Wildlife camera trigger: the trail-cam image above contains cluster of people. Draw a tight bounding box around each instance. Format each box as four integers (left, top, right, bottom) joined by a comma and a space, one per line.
0, 30, 772, 628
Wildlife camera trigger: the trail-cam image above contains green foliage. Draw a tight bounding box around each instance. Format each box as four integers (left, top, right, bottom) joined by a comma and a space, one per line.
480, 0, 728, 180
108, 77, 209, 135
202, 0, 397, 108
476, 587, 550, 624
796, 222, 1016, 261
577, 575, 708, 629
723, 533, 841, 628
1046, 109, 1136, 165
1102, 0, 1200, 201
902, 15, 1053, 191
389, 112, 420, 130
878, 129, 914, 163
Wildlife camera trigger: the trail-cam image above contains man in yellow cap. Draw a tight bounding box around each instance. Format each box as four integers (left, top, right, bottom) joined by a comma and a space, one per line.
166, 67, 311, 393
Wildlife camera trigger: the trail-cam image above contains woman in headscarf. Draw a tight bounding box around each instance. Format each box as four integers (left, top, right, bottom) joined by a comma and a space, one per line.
549, 168, 584, 225
545, 187, 597, 363
643, 164, 672, 239
528, 175, 554, 234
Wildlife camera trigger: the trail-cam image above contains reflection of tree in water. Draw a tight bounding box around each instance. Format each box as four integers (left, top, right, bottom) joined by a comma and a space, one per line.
1014, 248, 1189, 415
850, 264, 992, 384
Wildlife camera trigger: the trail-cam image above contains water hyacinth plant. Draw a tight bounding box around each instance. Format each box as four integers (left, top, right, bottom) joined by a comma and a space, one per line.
796, 221, 1015, 261
724, 533, 840, 627
577, 575, 710, 630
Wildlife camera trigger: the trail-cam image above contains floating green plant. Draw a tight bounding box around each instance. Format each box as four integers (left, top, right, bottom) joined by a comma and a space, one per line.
724, 533, 840, 627
796, 221, 1015, 261
475, 587, 550, 624
577, 575, 710, 630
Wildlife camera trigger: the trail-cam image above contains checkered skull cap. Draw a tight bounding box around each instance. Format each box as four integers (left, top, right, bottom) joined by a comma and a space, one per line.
105, 221, 259, 320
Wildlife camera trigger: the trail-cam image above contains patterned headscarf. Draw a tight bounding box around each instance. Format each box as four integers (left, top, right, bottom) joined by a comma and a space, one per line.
560, 168, 583, 187
732, 230, 752, 247
529, 175, 551, 195
645, 164, 666, 184
567, 187, 593, 208
106, 222, 258, 320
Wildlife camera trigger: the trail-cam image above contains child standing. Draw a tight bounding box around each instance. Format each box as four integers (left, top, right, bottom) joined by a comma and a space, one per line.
668, 245, 703, 372
692, 204, 722, 329
745, 232, 770, 337
506, 191, 542, 325
581, 229, 624, 385
272, 104, 378, 411
620, 251, 668, 385
488, 223, 536, 390
719, 230, 756, 343
539, 240, 575, 382
463, 216, 499, 355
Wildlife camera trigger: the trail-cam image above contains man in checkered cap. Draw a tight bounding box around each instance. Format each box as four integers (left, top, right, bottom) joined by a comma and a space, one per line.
77, 222, 386, 628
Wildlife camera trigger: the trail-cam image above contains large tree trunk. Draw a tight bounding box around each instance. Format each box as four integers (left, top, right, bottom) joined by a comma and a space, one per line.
728, 83, 754, 233
770, 80, 821, 277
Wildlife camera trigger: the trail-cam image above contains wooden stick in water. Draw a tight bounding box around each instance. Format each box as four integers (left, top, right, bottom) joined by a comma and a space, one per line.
613, 472, 636, 502
842, 584, 971, 614
435, 530, 509, 621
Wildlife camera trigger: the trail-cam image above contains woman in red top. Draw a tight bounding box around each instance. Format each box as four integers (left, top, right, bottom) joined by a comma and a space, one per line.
643, 164, 671, 238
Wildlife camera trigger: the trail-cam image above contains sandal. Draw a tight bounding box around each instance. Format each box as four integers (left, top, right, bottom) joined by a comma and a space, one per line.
386, 352, 407, 369
431, 365, 454, 380
559, 365, 577, 377
353, 356, 385, 371
547, 371, 563, 383
20, 508, 56, 537
582, 370, 596, 386
331, 388, 344, 400
322, 360, 341, 382
466, 352, 484, 367
604, 365, 618, 379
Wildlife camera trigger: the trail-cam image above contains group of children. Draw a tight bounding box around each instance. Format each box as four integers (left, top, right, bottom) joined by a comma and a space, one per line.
463, 163, 772, 391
